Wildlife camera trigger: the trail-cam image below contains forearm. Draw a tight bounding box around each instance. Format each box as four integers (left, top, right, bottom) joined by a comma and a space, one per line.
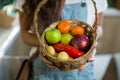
97, 12, 103, 26
21, 30, 39, 46
96, 12, 104, 39
19, 11, 39, 46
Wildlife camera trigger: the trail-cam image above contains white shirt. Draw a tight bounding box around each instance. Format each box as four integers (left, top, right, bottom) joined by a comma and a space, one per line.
16, 0, 108, 26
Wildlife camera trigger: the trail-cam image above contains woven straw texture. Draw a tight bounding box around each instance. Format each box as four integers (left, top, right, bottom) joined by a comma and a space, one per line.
34, 0, 97, 71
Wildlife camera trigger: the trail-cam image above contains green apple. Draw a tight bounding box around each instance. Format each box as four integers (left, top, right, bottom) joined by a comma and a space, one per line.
46, 29, 62, 44
57, 51, 69, 60
60, 33, 73, 44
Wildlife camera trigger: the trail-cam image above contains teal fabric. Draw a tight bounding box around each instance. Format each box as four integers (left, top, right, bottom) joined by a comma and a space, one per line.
29, 2, 96, 80
0, 0, 16, 9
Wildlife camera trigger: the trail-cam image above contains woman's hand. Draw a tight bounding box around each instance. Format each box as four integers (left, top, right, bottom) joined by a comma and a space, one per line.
79, 48, 96, 71
41, 42, 97, 70
18, 11, 39, 46
41, 47, 97, 70
41, 49, 96, 70
79, 41, 97, 71
41, 55, 58, 69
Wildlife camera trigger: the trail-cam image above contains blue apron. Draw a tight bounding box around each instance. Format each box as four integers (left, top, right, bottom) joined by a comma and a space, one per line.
29, 1, 96, 80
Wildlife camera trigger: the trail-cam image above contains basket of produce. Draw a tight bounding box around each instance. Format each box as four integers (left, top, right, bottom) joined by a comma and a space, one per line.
34, 0, 97, 71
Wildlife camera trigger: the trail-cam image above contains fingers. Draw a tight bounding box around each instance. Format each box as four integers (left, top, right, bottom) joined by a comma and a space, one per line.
88, 57, 94, 62
47, 64, 58, 69
87, 48, 96, 62
40, 56, 53, 65
41, 47, 97, 70
79, 63, 88, 71
94, 42, 98, 48
41, 56, 58, 69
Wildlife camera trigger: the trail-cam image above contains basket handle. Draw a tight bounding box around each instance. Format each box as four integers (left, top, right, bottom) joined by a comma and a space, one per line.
92, 0, 98, 37
34, 0, 98, 42
33, 0, 65, 44
33, 0, 48, 44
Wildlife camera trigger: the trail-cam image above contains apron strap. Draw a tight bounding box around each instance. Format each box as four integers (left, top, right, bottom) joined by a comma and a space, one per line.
16, 49, 39, 80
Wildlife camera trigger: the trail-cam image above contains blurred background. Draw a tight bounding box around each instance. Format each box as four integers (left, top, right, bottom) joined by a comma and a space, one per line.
0, 0, 120, 80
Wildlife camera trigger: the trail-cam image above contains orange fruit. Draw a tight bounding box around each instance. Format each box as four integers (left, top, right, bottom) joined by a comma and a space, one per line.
71, 26, 84, 36
58, 21, 70, 33
67, 57, 73, 60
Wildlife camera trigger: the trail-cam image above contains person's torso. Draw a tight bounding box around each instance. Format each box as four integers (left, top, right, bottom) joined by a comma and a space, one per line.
33, 0, 89, 73
30, 1, 96, 80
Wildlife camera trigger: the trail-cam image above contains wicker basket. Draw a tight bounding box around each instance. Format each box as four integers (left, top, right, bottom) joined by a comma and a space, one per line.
34, 0, 97, 71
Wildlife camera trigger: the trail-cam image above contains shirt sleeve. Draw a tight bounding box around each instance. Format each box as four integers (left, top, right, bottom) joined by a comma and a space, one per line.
95, 0, 108, 13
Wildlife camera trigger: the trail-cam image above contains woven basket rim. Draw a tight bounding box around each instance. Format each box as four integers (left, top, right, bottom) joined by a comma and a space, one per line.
39, 19, 96, 61
33, 0, 98, 71
33, 0, 98, 41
